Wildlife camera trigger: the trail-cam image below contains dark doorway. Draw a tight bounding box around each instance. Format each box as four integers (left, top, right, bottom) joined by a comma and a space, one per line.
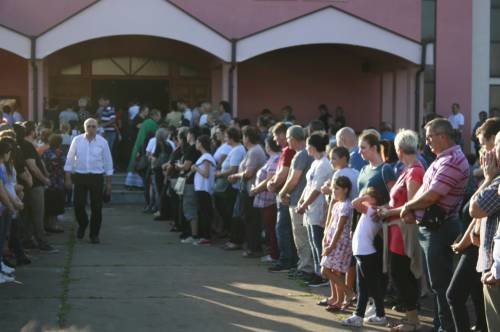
91, 79, 170, 112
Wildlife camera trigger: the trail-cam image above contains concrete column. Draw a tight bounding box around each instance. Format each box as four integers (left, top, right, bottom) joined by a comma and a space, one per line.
27, 59, 45, 121
221, 63, 230, 101
230, 65, 238, 117
471, 0, 490, 128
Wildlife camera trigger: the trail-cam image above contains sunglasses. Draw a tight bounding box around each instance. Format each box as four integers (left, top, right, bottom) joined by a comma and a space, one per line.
86, 125, 97, 128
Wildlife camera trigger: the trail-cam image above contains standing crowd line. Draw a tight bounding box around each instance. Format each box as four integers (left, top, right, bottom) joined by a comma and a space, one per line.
1, 98, 500, 332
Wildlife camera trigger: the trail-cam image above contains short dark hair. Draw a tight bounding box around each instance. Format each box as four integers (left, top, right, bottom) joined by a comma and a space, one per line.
425, 118, 454, 139
476, 117, 500, 140
331, 146, 350, 163
226, 127, 241, 143
265, 135, 281, 153
22, 121, 36, 136
308, 119, 325, 133
242, 126, 261, 145
307, 133, 329, 152
219, 101, 231, 114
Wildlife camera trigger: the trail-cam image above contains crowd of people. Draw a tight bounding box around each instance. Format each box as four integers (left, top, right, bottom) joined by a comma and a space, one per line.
1, 97, 500, 332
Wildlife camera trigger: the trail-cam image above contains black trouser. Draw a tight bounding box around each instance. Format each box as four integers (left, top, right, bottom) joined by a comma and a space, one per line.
355, 252, 385, 318
214, 187, 237, 234
242, 191, 261, 252
196, 191, 213, 239
230, 192, 245, 245
446, 246, 486, 332
390, 252, 419, 311
73, 173, 104, 238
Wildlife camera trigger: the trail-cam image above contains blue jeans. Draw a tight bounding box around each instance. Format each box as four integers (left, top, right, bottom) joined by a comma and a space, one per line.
275, 203, 296, 267
103, 131, 117, 151
419, 218, 460, 332
306, 224, 324, 276
0, 213, 10, 267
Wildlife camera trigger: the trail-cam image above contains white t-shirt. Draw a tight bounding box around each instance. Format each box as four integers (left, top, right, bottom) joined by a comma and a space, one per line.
146, 137, 157, 154
303, 156, 333, 226
128, 105, 140, 120
213, 143, 232, 165
183, 109, 193, 125
352, 207, 381, 256
221, 144, 246, 189
199, 114, 208, 126
194, 153, 216, 194
448, 113, 464, 130
146, 137, 176, 154
333, 167, 360, 200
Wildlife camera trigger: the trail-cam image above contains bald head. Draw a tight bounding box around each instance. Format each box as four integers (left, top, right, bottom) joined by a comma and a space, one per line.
336, 127, 357, 149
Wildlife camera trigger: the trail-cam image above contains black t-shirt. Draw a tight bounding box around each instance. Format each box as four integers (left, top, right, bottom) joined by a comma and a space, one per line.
182, 144, 201, 184
20, 140, 45, 187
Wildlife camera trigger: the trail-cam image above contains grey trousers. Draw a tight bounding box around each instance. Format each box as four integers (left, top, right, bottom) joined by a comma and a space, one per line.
483, 284, 500, 331
289, 207, 314, 274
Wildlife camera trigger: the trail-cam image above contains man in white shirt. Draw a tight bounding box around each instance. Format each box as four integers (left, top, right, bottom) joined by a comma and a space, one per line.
448, 103, 465, 145
128, 102, 140, 120
59, 107, 79, 125
199, 102, 212, 127
64, 118, 113, 243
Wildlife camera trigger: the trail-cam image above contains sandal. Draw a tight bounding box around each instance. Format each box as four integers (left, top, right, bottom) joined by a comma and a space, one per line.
325, 304, 341, 312
340, 295, 356, 311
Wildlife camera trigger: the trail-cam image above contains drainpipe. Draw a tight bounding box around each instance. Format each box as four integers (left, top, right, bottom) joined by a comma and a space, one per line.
30, 37, 38, 122
228, 39, 236, 116
414, 42, 428, 132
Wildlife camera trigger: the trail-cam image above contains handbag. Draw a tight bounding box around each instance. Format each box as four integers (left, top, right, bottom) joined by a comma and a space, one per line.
173, 177, 186, 196
418, 204, 446, 230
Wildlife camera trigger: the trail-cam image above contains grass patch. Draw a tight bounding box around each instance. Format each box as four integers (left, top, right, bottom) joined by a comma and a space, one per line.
57, 226, 76, 328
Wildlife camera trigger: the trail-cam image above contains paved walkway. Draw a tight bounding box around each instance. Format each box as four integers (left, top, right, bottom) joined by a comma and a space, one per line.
0, 206, 434, 332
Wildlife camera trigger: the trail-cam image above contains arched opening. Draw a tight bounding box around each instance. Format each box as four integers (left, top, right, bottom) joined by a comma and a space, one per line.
45, 35, 222, 113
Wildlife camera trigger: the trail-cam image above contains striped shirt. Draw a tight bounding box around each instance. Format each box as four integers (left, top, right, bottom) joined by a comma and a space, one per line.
415, 145, 469, 220
100, 106, 116, 132
476, 176, 500, 272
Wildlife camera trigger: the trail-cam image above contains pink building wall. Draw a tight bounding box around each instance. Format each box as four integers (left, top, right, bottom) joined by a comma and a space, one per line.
170, 0, 420, 42
237, 46, 382, 132
0, 50, 29, 118
435, 0, 473, 147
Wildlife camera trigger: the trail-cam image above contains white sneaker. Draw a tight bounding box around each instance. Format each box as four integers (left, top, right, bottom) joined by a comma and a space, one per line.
180, 236, 194, 244
260, 255, 274, 263
1, 262, 15, 274
341, 314, 363, 327
365, 300, 376, 317
0, 272, 15, 283
364, 314, 387, 325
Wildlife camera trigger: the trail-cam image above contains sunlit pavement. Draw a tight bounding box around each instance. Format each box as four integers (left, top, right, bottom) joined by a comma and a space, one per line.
0, 206, 435, 332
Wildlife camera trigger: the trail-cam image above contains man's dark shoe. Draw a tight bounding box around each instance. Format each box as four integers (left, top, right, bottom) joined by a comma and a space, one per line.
76, 227, 85, 239
45, 227, 64, 234
90, 236, 100, 244
268, 264, 292, 273
22, 239, 38, 250
307, 275, 329, 288
38, 243, 59, 253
